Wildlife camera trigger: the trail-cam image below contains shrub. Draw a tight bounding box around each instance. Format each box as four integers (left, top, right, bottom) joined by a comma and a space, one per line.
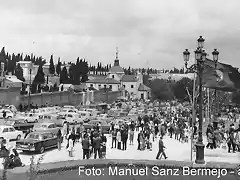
26, 154, 44, 180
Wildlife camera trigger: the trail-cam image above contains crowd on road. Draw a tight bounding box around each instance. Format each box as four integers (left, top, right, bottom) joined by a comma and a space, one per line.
0, 99, 240, 168
56, 100, 240, 160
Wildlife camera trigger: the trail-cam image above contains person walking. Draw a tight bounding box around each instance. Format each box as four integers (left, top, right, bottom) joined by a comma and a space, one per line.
56, 129, 62, 151
67, 132, 74, 157
82, 134, 90, 159
93, 134, 102, 159
129, 121, 135, 145
116, 129, 121, 150
137, 131, 141, 150
227, 124, 236, 153
156, 136, 168, 160
122, 129, 128, 150
111, 129, 117, 148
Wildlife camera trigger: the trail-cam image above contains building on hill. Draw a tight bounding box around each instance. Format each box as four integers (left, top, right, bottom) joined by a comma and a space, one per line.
17, 61, 38, 83
4, 75, 23, 88
86, 48, 150, 100
42, 63, 50, 75
149, 72, 194, 82
0, 63, 23, 88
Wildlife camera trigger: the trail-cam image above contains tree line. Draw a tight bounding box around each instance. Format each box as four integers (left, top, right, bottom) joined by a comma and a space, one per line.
149, 77, 240, 107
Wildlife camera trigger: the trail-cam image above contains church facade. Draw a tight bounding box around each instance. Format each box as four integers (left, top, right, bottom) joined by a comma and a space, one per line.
86, 49, 151, 100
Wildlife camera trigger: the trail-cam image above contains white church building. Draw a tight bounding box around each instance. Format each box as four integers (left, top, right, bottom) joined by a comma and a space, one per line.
86, 49, 151, 100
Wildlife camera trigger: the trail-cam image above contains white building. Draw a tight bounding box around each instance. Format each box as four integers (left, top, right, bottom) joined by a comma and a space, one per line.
16, 61, 38, 84
86, 49, 151, 100
4, 75, 23, 88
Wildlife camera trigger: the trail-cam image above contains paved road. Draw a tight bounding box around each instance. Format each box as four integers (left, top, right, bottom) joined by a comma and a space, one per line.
11, 168, 238, 180
14, 131, 240, 166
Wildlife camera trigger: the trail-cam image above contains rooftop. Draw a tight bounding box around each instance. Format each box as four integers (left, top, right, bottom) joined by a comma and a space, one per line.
109, 66, 124, 73
5, 75, 23, 83
121, 75, 138, 82
86, 78, 120, 84
138, 83, 151, 91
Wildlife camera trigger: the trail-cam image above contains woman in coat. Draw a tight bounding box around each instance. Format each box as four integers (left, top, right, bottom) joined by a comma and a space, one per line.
206, 132, 214, 149
116, 130, 121, 150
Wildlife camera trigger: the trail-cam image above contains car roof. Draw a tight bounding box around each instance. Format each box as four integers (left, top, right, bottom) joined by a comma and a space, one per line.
37, 122, 55, 125
0, 125, 13, 128
29, 131, 52, 135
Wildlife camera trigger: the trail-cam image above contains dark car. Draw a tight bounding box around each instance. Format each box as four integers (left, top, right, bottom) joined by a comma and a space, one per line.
16, 131, 58, 154
83, 120, 110, 133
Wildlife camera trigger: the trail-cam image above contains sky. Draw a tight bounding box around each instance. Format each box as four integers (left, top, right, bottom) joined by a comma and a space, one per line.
0, 0, 240, 69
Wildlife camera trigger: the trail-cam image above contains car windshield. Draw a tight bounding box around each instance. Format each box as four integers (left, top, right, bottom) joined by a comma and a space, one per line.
27, 134, 40, 140
41, 124, 48, 128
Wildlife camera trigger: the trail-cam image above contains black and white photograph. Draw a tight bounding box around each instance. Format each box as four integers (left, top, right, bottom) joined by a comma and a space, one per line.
0, 0, 239, 180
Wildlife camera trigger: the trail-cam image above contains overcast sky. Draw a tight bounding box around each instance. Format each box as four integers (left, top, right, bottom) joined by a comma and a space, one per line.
0, 0, 239, 69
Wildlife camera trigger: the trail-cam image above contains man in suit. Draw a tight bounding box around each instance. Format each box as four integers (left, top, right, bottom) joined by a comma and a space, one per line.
156, 136, 167, 160
82, 134, 90, 159
93, 134, 102, 159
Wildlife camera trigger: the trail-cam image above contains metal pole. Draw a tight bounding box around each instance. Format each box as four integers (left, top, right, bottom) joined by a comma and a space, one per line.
213, 62, 217, 129
28, 69, 32, 111
106, 84, 109, 104
190, 70, 197, 162
195, 60, 205, 164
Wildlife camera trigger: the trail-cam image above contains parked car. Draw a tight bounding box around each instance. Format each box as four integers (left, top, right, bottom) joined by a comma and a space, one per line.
97, 114, 114, 123
65, 113, 83, 124
58, 109, 78, 116
0, 109, 14, 118
38, 114, 64, 127
23, 113, 39, 123
4, 119, 34, 133
83, 120, 110, 133
33, 122, 60, 135
78, 111, 92, 123
0, 125, 23, 141
16, 131, 58, 153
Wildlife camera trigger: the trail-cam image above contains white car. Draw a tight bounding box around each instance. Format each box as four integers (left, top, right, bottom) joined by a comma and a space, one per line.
23, 113, 39, 123
0, 125, 23, 141
65, 113, 83, 124
58, 109, 78, 116
0, 109, 14, 118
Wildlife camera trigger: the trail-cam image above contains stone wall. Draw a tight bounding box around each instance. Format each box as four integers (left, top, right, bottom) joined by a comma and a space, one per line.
0, 87, 121, 107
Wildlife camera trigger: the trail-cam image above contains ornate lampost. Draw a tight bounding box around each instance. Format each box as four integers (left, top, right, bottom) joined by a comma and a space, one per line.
183, 36, 207, 164
212, 49, 220, 129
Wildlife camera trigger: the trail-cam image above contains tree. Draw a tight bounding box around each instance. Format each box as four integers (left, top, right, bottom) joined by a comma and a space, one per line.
56, 58, 62, 76
15, 64, 25, 81
68, 63, 75, 84
173, 77, 193, 101
33, 65, 45, 84
81, 60, 89, 83
150, 79, 174, 101
49, 55, 55, 75
231, 92, 240, 104
60, 66, 68, 84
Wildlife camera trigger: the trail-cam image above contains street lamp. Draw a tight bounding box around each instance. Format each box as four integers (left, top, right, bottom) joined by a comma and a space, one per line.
212, 49, 220, 129
28, 68, 32, 111
183, 36, 207, 164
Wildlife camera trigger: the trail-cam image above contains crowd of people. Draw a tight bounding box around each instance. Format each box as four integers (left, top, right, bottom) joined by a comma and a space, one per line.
1, 99, 240, 168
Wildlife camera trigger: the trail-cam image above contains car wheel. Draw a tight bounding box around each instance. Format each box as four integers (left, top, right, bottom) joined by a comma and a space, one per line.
16, 135, 21, 140
34, 119, 38, 123
39, 146, 45, 154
